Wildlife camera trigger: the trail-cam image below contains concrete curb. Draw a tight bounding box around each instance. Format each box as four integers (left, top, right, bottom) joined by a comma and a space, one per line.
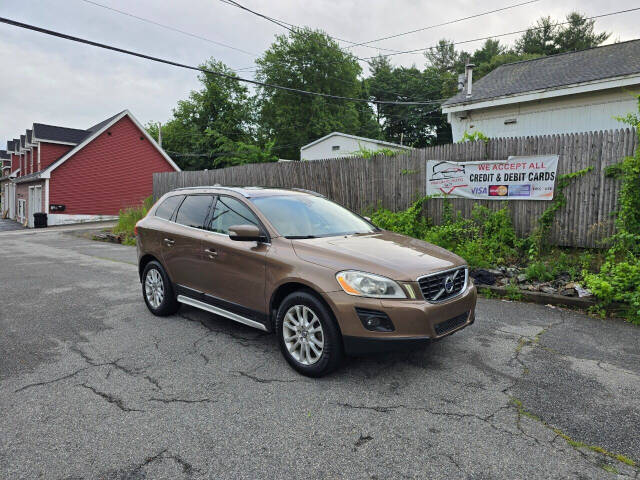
0, 221, 116, 237
476, 284, 598, 308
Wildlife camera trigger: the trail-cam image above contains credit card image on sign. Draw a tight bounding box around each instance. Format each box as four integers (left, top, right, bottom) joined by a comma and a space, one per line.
508, 185, 531, 197
489, 185, 508, 196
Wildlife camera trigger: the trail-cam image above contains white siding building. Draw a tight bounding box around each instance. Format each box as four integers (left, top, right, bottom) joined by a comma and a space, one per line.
300, 132, 411, 161
442, 40, 640, 142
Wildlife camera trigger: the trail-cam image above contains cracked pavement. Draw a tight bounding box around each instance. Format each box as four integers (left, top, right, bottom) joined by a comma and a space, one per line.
1, 229, 639, 479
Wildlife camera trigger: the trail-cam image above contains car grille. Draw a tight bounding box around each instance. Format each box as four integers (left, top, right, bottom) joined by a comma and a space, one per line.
418, 267, 467, 302
434, 311, 469, 336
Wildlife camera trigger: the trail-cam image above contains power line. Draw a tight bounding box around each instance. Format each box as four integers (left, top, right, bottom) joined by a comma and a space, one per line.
76, 0, 430, 101
0, 16, 440, 106
345, 0, 540, 49
218, 0, 404, 54
362, 6, 640, 59
77, 0, 257, 58
219, 0, 295, 33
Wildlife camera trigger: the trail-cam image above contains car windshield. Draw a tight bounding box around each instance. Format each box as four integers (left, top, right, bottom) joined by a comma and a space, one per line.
251, 195, 376, 238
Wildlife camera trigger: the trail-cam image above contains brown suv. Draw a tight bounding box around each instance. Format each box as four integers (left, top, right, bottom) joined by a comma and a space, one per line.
136, 186, 476, 376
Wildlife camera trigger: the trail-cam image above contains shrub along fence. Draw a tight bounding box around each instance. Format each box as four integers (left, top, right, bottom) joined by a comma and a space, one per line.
153, 128, 637, 248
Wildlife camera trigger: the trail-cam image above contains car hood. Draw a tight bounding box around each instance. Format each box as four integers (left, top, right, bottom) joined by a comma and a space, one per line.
291, 230, 465, 281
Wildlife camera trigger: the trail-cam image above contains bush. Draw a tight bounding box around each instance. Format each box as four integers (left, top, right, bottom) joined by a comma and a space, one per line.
525, 251, 596, 282
370, 197, 431, 238
112, 196, 153, 245
584, 259, 640, 323
371, 200, 520, 269
583, 96, 640, 324
525, 261, 555, 282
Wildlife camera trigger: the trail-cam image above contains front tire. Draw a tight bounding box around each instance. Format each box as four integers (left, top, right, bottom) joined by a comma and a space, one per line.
276, 291, 343, 377
142, 260, 179, 316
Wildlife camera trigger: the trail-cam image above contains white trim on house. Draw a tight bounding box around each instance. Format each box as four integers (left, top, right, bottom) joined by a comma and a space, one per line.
47, 213, 118, 226
300, 132, 411, 152
17, 198, 26, 223
44, 178, 50, 214
27, 185, 43, 228
39, 110, 181, 178
442, 73, 640, 114
32, 138, 80, 146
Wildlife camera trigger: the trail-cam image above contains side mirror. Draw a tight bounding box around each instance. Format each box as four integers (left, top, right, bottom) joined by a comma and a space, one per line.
363, 216, 372, 222
228, 224, 266, 242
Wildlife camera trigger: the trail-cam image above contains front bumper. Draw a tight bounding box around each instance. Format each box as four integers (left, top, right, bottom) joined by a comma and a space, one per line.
322, 284, 477, 356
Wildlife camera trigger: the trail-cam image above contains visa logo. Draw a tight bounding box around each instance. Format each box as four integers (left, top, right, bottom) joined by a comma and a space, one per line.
472, 187, 488, 195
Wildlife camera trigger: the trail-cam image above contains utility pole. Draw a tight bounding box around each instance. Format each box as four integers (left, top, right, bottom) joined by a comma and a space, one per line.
157, 122, 162, 147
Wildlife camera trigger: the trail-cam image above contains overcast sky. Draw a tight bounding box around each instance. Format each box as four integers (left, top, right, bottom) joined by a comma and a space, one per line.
1, 0, 638, 145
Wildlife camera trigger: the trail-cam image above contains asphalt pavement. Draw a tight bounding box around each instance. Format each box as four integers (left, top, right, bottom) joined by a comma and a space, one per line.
0, 218, 24, 232
0, 228, 638, 479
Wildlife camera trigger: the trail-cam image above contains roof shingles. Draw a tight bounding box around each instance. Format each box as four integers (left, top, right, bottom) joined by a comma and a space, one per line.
32, 123, 90, 144
443, 39, 640, 107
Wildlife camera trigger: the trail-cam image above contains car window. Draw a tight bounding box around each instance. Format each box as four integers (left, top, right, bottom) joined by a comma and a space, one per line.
155, 195, 184, 220
175, 195, 214, 229
251, 195, 375, 238
209, 196, 259, 235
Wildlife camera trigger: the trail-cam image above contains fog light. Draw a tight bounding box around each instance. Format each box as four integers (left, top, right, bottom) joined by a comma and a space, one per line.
355, 307, 395, 332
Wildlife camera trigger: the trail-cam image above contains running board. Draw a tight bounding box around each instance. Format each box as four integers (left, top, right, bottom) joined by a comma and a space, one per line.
177, 295, 268, 331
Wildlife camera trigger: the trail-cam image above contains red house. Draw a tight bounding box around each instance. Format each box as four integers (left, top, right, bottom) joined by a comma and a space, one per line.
2, 110, 180, 227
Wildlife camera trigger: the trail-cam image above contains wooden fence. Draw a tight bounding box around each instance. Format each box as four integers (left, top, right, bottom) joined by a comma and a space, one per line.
153, 128, 637, 248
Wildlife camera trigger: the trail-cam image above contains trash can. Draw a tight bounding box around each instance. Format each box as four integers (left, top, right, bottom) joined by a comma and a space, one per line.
33, 212, 48, 228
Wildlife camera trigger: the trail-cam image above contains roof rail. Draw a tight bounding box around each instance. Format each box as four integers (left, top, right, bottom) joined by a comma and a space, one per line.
171, 185, 250, 197
290, 188, 325, 197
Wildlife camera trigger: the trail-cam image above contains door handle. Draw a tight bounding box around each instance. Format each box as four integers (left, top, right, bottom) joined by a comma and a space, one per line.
204, 248, 218, 259
164, 238, 175, 247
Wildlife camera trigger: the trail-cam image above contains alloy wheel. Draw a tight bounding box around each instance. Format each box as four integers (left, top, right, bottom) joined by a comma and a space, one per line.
282, 305, 324, 365
145, 268, 165, 309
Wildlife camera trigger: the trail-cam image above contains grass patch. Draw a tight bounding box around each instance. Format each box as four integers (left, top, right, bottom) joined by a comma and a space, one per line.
112, 196, 154, 245
510, 397, 637, 468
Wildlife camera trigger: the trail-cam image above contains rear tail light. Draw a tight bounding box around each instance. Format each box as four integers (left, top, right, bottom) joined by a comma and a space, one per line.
134, 221, 139, 236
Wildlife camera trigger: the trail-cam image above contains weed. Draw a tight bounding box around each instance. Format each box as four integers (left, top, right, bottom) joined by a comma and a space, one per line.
112, 196, 153, 245
505, 281, 523, 301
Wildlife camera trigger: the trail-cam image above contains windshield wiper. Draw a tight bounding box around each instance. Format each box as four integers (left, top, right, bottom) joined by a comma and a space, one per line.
285, 235, 317, 239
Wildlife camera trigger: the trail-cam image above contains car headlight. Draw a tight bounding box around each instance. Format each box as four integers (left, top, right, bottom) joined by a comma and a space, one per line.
336, 270, 407, 299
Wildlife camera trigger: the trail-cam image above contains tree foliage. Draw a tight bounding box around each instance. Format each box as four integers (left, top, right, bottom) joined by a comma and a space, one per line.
255, 28, 380, 160
516, 12, 610, 55
149, 59, 275, 170
368, 55, 454, 146
151, 12, 614, 166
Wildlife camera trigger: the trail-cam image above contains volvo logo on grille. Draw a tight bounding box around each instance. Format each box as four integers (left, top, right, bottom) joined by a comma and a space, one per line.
444, 276, 455, 293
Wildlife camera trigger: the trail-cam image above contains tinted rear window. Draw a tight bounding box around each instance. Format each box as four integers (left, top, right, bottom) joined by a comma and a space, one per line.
208, 196, 260, 234
175, 195, 214, 229
155, 195, 184, 220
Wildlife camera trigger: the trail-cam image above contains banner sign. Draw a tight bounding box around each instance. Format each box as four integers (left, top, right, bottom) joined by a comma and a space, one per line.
426, 155, 559, 201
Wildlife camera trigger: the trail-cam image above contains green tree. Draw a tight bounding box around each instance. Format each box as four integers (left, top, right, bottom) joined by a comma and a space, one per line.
471, 39, 505, 67
149, 59, 275, 170
515, 16, 559, 55
255, 28, 380, 160
516, 12, 610, 55
424, 39, 466, 73
368, 55, 454, 146
554, 12, 610, 52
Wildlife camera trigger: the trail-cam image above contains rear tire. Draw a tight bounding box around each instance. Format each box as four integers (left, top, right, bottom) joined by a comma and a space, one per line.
142, 260, 179, 316
276, 291, 343, 377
